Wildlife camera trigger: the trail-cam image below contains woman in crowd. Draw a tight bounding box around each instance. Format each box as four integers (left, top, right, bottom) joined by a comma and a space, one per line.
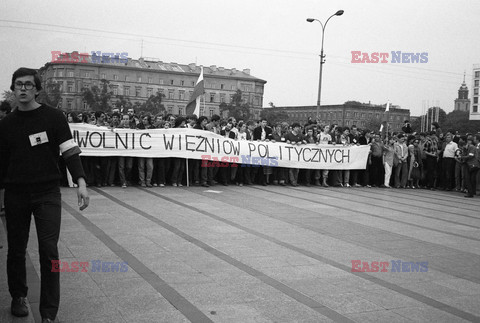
382, 137, 395, 188
136, 114, 155, 187
171, 117, 186, 187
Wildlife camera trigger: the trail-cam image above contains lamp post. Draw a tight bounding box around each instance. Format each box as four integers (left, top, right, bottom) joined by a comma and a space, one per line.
307, 10, 344, 119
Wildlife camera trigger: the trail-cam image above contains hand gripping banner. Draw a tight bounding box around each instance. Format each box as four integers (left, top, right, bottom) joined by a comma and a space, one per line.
71, 124, 370, 170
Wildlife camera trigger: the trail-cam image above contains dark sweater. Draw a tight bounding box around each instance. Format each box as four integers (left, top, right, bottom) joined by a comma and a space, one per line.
0, 104, 85, 187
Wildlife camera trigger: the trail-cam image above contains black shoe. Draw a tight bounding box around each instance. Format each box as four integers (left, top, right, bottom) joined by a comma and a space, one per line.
11, 297, 29, 317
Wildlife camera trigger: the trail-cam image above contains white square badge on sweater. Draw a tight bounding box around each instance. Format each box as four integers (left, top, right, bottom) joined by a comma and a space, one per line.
29, 131, 49, 146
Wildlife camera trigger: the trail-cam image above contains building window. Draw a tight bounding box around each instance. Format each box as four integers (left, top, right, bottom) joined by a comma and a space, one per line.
178, 107, 184, 115
220, 84, 224, 90
475, 80, 479, 87
113, 86, 118, 95
209, 109, 214, 117
67, 70, 74, 77
474, 97, 478, 104
168, 106, 173, 114
57, 70, 63, 77
375, 113, 380, 118
67, 83, 74, 92
180, 80, 184, 86
179, 90, 185, 100
67, 100, 72, 110
231, 85, 236, 90
220, 93, 226, 103
346, 112, 351, 117
200, 108, 204, 116
210, 93, 215, 102
168, 90, 174, 100
84, 72, 90, 78
114, 74, 119, 80
159, 79, 164, 85
83, 101, 88, 110
101, 73, 106, 79
125, 75, 129, 81
476, 71, 480, 78
191, 81, 195, 86
135, 88, 141, 97
474, 88, 479, 95
124, 87, 130, 96
148, 77, 153, 84
170, 80, 174, 85
147, 88, 152, 97
137, 76, 142, 82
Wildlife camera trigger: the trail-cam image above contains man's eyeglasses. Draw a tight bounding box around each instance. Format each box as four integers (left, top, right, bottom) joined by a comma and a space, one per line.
14, 82, 35, 90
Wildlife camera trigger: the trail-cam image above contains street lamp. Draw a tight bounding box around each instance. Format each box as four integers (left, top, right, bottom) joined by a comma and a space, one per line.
307, 10, 344, 119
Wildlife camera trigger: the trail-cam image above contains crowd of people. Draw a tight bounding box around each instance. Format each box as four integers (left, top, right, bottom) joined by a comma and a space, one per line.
58, 108, 480, 199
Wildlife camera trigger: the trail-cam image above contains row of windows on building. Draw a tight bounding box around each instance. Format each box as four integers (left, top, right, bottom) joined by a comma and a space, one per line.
65, 99, 220, 117
53, 69, 254, 92
287, 111, 406, 121
62, 82, 259, 105
474, 73, 479, 113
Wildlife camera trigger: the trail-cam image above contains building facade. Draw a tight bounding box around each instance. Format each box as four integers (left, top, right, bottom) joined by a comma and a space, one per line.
39, 52, 266, 118
471, 65, 480, 120
454, 74, 470, 112
271, 103, 410, 132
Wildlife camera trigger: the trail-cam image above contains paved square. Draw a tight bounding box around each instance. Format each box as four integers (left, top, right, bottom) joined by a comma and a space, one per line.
1, 185, 479, 322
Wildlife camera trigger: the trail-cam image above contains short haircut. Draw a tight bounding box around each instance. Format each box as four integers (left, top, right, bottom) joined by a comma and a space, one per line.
211, 114, 220, 122
112, 112, 120, 118
197, 116, 208, 124
246, 120, 255, 127
291, 122, 301, 128
174, 116, 186, 127
11, 67, 42, 91
187, 114, 197, 121
94, 111, 105, 118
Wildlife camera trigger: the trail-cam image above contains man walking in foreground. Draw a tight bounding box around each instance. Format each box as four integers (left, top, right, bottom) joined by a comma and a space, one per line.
0, 68, 90, 323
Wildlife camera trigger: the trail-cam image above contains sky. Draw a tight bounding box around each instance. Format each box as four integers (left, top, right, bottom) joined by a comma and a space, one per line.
1, 0, 479, 116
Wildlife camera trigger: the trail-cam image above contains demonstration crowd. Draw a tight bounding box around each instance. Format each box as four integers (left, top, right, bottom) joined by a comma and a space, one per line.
1, 101, 478, 201
57, 108, 480, 199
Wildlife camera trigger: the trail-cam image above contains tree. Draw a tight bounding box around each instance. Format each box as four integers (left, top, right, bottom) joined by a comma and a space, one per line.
219, 90, 251, 120
37, 81, 62, 108
140, 91, 165, 115
260, 109, 289, 125
114, 95, 133, 112
443, 110, 480, 134
2, 90, 15, 104
364, 117, 382, 132
82, 79, 113, 112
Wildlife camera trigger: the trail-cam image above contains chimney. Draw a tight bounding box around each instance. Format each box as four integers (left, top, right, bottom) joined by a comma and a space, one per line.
231, 68, 236, 74
188, 63, 196, 71
218, 67, 225, 71
210, 65, 217, 72
243, 68, 250, 75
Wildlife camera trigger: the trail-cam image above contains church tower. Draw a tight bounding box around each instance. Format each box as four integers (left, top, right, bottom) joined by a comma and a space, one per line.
454, 72, 470, 111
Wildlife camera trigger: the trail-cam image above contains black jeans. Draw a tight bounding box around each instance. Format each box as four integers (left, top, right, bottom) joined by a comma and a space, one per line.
5, 183, 61, 320
466, 166, 479, 196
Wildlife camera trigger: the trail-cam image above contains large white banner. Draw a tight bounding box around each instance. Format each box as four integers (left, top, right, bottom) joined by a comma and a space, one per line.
71, 124, 370, 170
